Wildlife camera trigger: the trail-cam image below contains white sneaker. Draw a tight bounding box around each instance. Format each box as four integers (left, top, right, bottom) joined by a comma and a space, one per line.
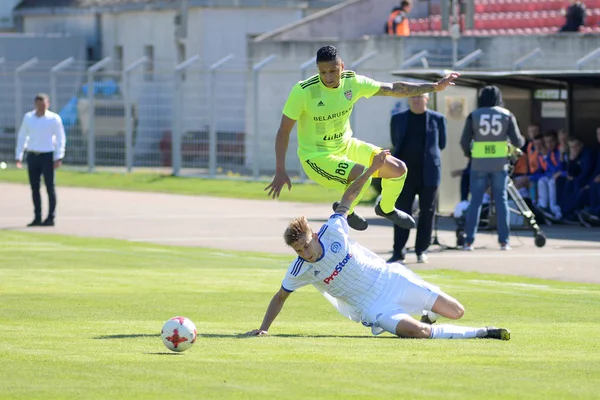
417, 254, 428, 263
500, 243, 511, 251
463, 243, 474, 251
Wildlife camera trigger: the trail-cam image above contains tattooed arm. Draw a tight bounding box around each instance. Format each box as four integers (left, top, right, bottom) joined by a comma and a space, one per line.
374, 72, 461, 98
335, 151, 389, 218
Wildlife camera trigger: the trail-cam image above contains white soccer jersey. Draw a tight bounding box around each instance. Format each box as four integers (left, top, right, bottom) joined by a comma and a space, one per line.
281, 214, 390, 318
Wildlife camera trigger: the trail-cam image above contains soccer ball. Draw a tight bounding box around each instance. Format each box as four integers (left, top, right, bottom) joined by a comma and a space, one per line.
160, 316, 197, 352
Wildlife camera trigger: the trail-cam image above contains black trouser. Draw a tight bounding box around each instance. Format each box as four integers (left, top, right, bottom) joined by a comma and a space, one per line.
393, 177, 438, 257
26, 152, 56, 220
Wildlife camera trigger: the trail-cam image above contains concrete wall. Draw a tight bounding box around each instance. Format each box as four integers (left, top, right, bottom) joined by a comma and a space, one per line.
101, 7, 303, 67
102, 10, 178, 67
23, 14, 99, 54
254, 33, 600, 70
473, 34, 600, 70
0, 35, 86, 63
255, 0, 406, 42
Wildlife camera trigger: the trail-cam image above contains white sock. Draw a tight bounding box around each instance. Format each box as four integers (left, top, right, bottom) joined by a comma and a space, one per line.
430, 325, 487, 339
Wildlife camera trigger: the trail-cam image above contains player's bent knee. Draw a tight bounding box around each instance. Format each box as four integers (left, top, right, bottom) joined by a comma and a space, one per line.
446, 301, 465, 320
432, 293, 465, 320
395, 320, 432, 339
388, 157, 407, 177
454, 303, 465, 320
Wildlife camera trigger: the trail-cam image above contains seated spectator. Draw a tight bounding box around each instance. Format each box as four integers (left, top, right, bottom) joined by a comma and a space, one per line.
580, 128, 600, 225
536, 131, 566, 220
560, 136, 595, 221
528, 133, 547, 201
386, 1, 411, 36
558, 129, 570, 162
559, 0, 586, 32
513, 124, 540, 199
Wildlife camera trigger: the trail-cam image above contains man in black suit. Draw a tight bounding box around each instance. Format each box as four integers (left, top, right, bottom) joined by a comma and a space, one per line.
388, 93, 447, 263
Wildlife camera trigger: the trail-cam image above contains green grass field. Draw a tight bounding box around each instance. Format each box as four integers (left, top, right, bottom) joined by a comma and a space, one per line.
0, 167, 377, 204
1, 231, 599, 399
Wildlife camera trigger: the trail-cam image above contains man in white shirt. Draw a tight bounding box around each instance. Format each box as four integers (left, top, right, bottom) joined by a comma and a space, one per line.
15, 93, 66, 227
246, 150, 510, 340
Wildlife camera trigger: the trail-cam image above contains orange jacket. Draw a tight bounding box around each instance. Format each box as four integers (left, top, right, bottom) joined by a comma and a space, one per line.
513, 153, 528, 175
388, 10, 410, 36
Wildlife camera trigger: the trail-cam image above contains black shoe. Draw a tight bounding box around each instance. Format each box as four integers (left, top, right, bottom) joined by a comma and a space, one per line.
42, 218, 55, 227
581, 210, 600, 224
374, 203, 415, 229
27, 219, 42, 227
386, 254, 404, 263
420, 314, 436, 325
540, 208, 559, 223
332, 202, 368, 231
576, 211, 591, 228
483, 327, 511, 341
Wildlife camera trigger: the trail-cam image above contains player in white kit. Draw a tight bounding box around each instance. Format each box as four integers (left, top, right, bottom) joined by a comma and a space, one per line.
246, 150, 510, 340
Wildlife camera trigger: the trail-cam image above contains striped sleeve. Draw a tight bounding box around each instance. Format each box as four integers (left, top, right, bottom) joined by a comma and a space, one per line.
281, 257, 312, 292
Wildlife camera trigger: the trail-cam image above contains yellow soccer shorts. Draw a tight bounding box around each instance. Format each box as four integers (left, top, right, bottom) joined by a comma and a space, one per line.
301, 138, 381, 192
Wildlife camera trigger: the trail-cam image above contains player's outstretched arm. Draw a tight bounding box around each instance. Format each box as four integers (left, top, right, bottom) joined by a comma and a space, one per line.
335, 150, 389, 218
265, 115, 297, 199
374, 72, 461, 98
245, 287, 292, 336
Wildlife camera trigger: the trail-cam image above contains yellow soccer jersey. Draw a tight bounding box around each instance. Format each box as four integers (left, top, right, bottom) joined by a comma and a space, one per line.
282, 71, 381, 160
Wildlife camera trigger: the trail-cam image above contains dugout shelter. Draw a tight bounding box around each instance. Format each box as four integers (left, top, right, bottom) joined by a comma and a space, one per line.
389, 69, 600, 210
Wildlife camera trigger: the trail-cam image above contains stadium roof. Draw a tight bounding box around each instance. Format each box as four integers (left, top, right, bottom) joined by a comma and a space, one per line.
390, 69, 600, 89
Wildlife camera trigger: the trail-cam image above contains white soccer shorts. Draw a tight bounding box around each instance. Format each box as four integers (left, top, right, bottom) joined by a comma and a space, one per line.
364, 263, 441, 336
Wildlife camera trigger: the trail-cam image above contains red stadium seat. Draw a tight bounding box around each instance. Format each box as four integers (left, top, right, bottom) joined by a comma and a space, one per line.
475, 0, 486, 14
497, 0, 508, 13
431, 15, 442, 31
412, 0, 599, 36
588, 0, 600, 8
546, 0, 565, 12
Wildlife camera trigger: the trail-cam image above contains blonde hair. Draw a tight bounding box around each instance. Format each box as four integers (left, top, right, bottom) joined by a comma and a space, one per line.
284, 216, 312, 246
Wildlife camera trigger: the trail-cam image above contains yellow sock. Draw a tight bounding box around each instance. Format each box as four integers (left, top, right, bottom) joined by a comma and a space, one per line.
347, 175, 372, 215
379, 174, 407, 213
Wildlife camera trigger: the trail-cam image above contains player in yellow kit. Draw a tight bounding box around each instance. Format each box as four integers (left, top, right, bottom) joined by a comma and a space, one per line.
265, 45, 459, 231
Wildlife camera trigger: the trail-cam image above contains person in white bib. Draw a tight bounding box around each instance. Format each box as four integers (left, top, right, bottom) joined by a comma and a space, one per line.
246, 150, 510, 341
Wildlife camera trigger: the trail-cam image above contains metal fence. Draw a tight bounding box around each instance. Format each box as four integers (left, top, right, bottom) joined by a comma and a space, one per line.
0, 55, 315, 180
3, 45, 600, 180
0, 56, 254, 178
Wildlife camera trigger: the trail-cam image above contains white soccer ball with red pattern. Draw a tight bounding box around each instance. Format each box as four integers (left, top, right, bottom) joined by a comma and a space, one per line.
161, 316, 197, 352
